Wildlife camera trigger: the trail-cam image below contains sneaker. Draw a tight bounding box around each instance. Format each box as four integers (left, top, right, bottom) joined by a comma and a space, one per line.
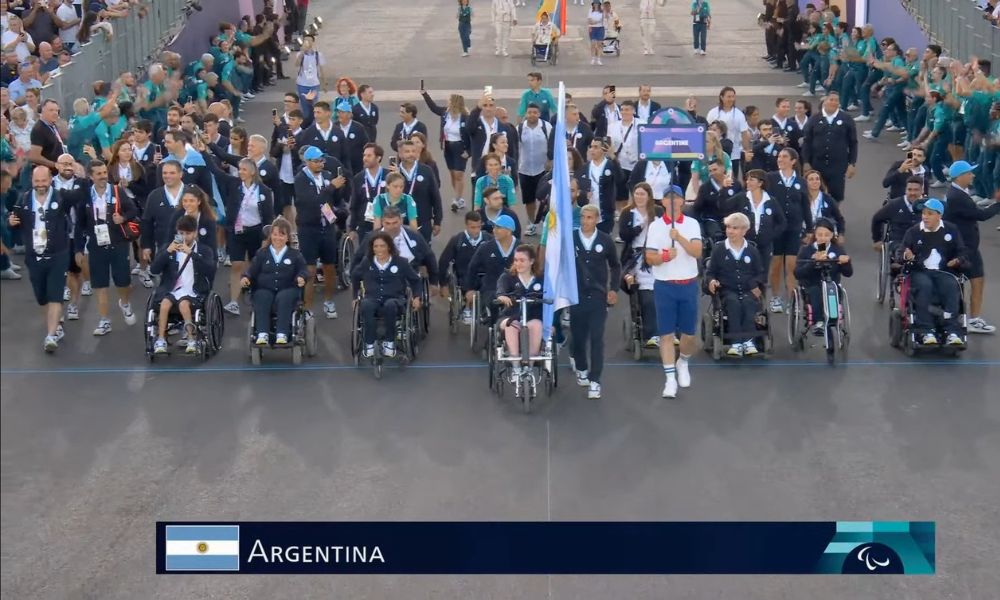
644, 337, 660, 348
575, 370, 590, 387
55, 324, 65, 341
218, 252, 227, 266
223, 256, 232, 267
382, 341, 396, 357
119, 300, 136, 325
769, 297, 784, 313
525, 224, 538, 237
968, 317, 996, 334
591, 57, 597, 65
8, 263, 19, 272
461, 51, 469, 57
185, 339, 199, 353
510, 364, 523, 383
854, 114, 871, 122
614, 235, 624, 243
223, 301, 240, 316
363, 343, 375, 358
64, 287, 71, 301
81, 281, 93, 296
66, 303, 80, 320
812, 323, 825, 336
502, 50, 509, 57
945, 333, 964, 346
255, 332, 269, 346
0, 268, 21, 279
886, 125, 901, 132
920, 333, 939, 345
461, 308, 473, 325
93, 319, 112, 336
44, 335, 58, 352
676, 359, 691, 388
801, 91, 815, 97
131, 265, 142, 275
862, 130, 876, 140
275, 333, 289, 345
743, 341, 759, 356
450, 199, 461, 212
315, 271, 325, 283
596, 59, 603, 65
662, 378, 678, 398
456, 198, 467, 209
154, 338, 168, 354
139, 270, 154, 288
897, 141, 911, 149
588, 381, 602, 399
727, 344, 744, 357
797, 82, 809, 88
243, 92, 256, 99
324, 300, 338, 319
846, 103, 859, 111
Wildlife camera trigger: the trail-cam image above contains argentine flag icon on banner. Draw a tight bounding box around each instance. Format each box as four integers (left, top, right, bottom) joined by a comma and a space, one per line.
165, 525, 240, 571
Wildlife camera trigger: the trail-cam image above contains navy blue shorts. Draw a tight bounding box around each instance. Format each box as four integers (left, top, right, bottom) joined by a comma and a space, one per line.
590, 27, 605, 41
229, 225, 264, 262
88, 243, 131, 289
297, 226, 338, 264
966, 247, 984, 279
774, 227, 804, 257
28, 251, 70, 306
444, 141, 468, 172
653, 279, 699, 337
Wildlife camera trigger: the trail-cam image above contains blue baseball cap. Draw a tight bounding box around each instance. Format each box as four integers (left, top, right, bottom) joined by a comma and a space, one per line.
923, 198, 945, 214
663, 184, 684, 199
335, 100, 352, 114
303, 146, 324, 161
493, 214, 516, 231
948, 160, 976, 179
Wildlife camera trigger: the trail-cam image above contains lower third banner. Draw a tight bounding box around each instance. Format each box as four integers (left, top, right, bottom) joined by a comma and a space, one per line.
156, 521, 934, 575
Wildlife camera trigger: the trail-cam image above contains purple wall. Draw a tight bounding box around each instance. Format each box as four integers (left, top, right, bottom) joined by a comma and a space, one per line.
164, 1, 253, 63
866, 0, 930, 51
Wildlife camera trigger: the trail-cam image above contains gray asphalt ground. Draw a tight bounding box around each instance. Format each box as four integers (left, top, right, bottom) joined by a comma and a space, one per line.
2, 0, 999, 598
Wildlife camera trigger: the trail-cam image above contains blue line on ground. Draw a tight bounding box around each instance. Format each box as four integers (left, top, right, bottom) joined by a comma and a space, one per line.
1, 359, 997, 376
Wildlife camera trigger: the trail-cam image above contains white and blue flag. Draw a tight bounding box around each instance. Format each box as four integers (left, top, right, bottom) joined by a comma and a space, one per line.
542, 82, 579, 339
165, 525, 240, 571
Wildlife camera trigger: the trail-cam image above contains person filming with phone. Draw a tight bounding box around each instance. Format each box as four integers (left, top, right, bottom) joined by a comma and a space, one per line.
882, 147, 929, 199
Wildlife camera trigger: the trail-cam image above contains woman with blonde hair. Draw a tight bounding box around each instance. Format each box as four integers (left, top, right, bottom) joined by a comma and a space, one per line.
421, 88, 470, 210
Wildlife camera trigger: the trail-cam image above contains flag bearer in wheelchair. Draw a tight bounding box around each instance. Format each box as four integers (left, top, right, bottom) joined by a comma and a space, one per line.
900, 198, 967, 347
620, 182, 662, 348
705, 212, 766, 356
793, 218, 852, 336
151, 215, 217, 354
531, 11, 561, 61
351, 230, 423, 358
241, 217, 308, 347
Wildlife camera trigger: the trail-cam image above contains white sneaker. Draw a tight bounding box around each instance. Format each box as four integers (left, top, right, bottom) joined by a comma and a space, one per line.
676, 359, 691, 388
588, 381, 601, 399
456, 198, 467, 209
846, 103, 859, 111
591, 57, 596, 65
55, 324, 65, 341
324, 300, 338, 319
255, 332, 269, 346
139, 270, 154, 288
223, 301, 241, 316
382, 341, 396, 357
93, 319, 112, 336
596, 59, 603, 65
66, 303, 80, 320
797, 82, 809, 88
945, 333, 964, 346
223, 256, 232, 267
131, 265, 142, 275
81, 281, 93, 296
275, 333, 289, 345
885, 125, 901, 132
854, 114, 871, 122
862, 130, 876, 140
461, 51, 469, 57
769, 297, 784, 314
525, 224, 538, 237
576, 370, 590, 386
450, 198, 461, 212
461, 308, 473, 325
662, 378, 678, 398
64, 286, 71, 301
8, 263, 19, 272
968, 317, 996, 334
897, 141, 911, 149
44, 335, 58, 352
502, 50, 509, 57
921, 333, 939, 345
801, 91, 815, 97
185, 339, 199, 353
510, 364, 523, 383
727, 344, 743, 357
154, 338, 168, 354
119, 300, 136, 325
0, 268, 21, 279
363, 343, 375, 358
743, 341, 759, 356
645, 337, 660, 348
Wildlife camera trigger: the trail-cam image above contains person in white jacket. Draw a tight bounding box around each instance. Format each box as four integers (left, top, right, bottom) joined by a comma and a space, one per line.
638, 0, 656, 55
492, 0, 518, 57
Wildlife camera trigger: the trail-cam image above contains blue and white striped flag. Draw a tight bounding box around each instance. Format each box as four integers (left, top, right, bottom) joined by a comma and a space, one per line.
542, 82, 579, 339
165, 525, 240, 571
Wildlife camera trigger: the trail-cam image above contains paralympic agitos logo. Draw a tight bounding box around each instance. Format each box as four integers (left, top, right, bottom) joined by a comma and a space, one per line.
841, 543, 904, 574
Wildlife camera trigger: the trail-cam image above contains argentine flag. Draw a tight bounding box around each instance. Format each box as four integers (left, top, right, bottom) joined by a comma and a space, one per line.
542, 82, 579, 339
165, 525, 240, 571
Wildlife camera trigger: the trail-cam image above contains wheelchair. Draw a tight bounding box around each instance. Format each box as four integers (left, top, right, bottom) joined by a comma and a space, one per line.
621, 282, 659, 361
446, 272, 482, 346
530, 40, 558, 66
338, 232, 357, 290
602, 27, 622, 56
486, 296, 558, 413
143, 291, 225, 362
874, 232, 894, 305
415, 273, 432, 341
888, 262, 968, 357
245, 289, 318, 365
700, 285, 773, 360
787, 261, 851, 365
349, 288, 420, 379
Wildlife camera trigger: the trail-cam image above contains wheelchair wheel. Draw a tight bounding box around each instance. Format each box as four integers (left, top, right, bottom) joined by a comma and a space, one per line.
787, 288, 804, 351
470, 292, 482, 351
204, 292, 225, 360
250, 346, 262, 366
350, 301, 361, 366
888, 307, 903, 348
246, 318, 256, 362
144, 293, 157, 361
304, 312, 318, 357
838, 285, 851, 355
517, 371, 532, 413
876, 243, 889, 304
338, 234, 356, 290
373, 358, 383, 379
291, 345, 303, 365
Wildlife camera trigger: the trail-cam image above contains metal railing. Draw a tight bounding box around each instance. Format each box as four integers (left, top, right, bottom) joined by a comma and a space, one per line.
900, 0, 1000, 63
41, 0, 189, 107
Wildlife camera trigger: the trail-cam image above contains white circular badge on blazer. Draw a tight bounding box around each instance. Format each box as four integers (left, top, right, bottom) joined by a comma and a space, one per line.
836, 120, 843, 126
595, 244, 604, 253
828, 252, 836, 259
766, 208, 772, 215
772, 150, 778, 156
199, 228, 207, 236
728, 189, 734, 196
51, 202, 59, 210
187, 167, 195, 174
417, 175, 425, 182
786, 125, 793, 132
284, 258, 292, 265
532, 283, 542, 291
744, 255, 752, 263
349, 133, 356, 139
794, 183, 801, 190
390, 265, 399, 273
259, 194, 265, 201
260, 169, 267, 177
604, 169, 611, 176
331, 136, 339, 142
944, 233, 952, 241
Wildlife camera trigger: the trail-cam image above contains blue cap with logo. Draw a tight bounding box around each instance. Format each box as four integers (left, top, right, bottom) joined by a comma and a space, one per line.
948, 160, 976, 179
493, 214, 516, 231
664, 184, 684, 199
303, 146, 324, 161
923, 198, 945, 214
335, 100, 353, 114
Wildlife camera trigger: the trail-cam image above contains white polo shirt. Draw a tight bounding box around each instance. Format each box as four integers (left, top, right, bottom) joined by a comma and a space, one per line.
645, 213, 702, 281
706, 105, 750, 157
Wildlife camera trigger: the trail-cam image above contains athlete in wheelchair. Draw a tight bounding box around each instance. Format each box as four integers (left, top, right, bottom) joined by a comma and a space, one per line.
146, 214, 224, 359
241, 218, 317, 364
488, 244, 556, 409
870, 176, 924, 304
790, 218, 852, 363
619, 182, 662, 357
703, 212, 771, 358
466, 214, 518, 355
891, 198, 969, 353
438, 211, 492, 333
530, 11, 561, 66
350, 231, 423, 367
